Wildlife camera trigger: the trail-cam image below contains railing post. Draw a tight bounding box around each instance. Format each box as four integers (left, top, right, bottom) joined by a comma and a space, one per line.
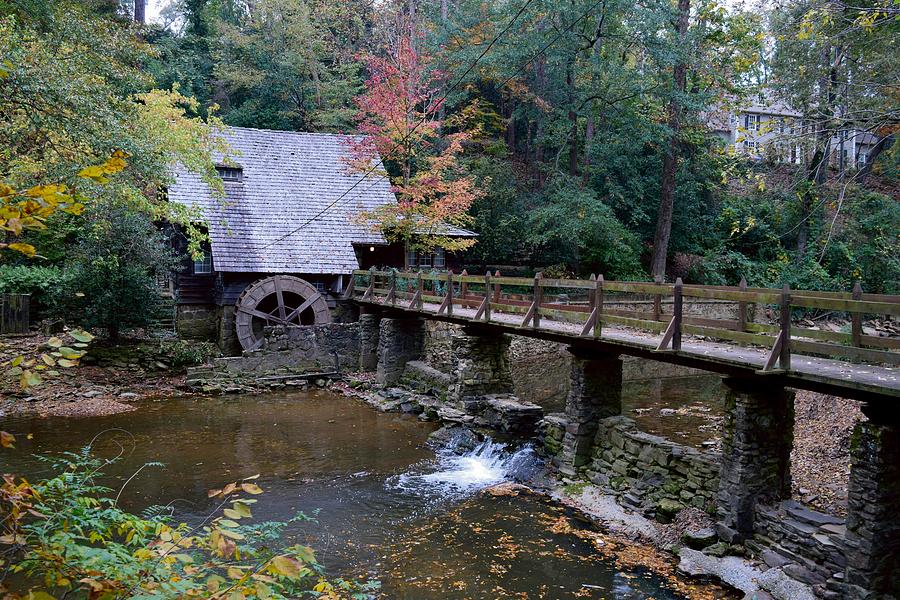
390, 269, 397, 307
737, 277, 748, 331
779, 283, 791, 370
447, 270, 454, 316
460, 269, 468, 301
653, 274, 663, 322
672, 277, 683, 351
484, 271, 492, 322
588, 273, 596, 309
595, 274, 604, 338
417, 271, 424, 310
851, 281, 863, 347
533, 272, 543, 329
493, 270, 501, 303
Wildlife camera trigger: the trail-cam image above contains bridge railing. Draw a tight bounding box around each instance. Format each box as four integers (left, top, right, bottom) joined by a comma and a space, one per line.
347, 268, 900, 371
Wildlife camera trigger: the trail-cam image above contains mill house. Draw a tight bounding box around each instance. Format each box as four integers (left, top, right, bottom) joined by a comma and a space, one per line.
166, 126, 474, 353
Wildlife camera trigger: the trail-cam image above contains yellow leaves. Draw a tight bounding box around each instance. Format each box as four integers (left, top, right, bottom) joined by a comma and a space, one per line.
77, 151, 130, 183
7, 243, 36, 257
240, 483, 263, 495
270, 555, 303, 579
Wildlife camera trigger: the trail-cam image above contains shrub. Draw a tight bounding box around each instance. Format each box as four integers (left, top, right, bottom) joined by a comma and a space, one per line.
0, 265, 68, 315
0, 444, 379, 599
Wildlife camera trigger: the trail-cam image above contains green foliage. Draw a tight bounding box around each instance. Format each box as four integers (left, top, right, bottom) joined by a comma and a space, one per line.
527, 176, 645, 280
55, 200, 181, 340
0, 447, 378, 598
158, 339, 221, 368
0, 265, 66, 312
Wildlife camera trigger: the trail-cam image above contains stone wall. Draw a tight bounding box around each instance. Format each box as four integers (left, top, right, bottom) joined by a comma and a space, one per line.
176, 304, 218, 341
422, 320, 459, 372
377, 318, 425, 385
421, 327, 703, 409
449, 328, 514, 401
753, 501, 847, 595
542, 414, 720, 518
210, 322, 359, 376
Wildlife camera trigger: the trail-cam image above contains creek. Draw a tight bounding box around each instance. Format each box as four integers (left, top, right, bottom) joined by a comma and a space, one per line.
1, 390, 729, 599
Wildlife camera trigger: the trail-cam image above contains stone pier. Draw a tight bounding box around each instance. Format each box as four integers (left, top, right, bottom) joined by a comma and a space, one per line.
716, 377, 794, 543
359, 311, 381, 372
842, 404, 900, 600
448, 326, 513, 402
557, 348, 623, 475
376, 317, 425, 386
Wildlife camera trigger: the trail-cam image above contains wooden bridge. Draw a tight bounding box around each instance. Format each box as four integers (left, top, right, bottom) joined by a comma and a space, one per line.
345, 269, 899, 402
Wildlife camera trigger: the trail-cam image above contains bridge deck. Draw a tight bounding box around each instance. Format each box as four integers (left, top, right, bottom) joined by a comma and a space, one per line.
358, 296, 899, 402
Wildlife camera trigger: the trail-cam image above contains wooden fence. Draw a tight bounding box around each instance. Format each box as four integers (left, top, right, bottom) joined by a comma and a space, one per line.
0, 293, 30, 335
346, 268, 900, 370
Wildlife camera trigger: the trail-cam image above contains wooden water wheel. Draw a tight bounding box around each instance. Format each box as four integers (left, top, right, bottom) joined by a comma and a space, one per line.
235, 275, 331, 351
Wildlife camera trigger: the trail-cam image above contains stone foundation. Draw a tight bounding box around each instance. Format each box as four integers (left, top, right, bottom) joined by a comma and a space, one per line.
716, 377, 794, 544
842, 409, 900, 599
557, 349, 623, 474
176, 304, 217, 341
753, 501, 847, 593
376, 317, 425, 386
449, 326, 513, 402
359, 313, 381, 372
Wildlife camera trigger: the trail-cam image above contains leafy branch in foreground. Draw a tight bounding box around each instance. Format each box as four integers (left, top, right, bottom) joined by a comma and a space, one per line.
0, 445, 378, 599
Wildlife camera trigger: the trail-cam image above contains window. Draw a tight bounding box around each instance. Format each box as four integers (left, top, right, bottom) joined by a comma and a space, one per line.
858, 152, 868, 167
216, 166, 243, 182
744, 114, 760, 132
314, 281, 326, 293
777, 118, 785, 134
193, 253, 212, 274
407, 248, 445, 269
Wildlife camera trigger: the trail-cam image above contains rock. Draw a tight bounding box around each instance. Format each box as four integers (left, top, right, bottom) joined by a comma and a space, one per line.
659, 408, 677, 416
682, 527, 718, 550
783, 563, 826, 586
656, 498, 685, 517
118, 392, 139, 399
760, 549, 792, 569
785, 504, 842, 527
82, 390, 103, 398
704, 542, 729, 558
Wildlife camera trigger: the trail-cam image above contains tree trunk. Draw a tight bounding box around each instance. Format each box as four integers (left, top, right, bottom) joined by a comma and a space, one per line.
799, 45, 842, 257
857, 134, 893, 182
134, 0, 145, 23
650, 0, 690, 281
567, 62, 578, 176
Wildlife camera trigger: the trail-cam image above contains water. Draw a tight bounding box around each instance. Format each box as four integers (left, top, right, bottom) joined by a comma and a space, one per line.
1, 391, 731, 598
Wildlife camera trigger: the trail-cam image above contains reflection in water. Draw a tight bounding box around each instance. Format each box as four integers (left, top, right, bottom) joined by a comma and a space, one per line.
1, 391, 719, 598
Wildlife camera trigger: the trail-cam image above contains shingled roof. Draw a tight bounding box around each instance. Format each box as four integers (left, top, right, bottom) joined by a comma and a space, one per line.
167, 126, 399, 275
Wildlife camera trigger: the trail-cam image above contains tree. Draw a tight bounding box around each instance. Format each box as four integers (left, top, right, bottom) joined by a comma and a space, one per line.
58, 199, 180, 340
212, 0, 368, 131
348, 35, 480, 254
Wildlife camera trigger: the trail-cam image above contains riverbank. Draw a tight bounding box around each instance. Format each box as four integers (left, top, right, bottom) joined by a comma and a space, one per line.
0, 333, 203, 417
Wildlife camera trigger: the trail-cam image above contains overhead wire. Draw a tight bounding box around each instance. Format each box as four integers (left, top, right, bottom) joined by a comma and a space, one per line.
260, 0, 603, 250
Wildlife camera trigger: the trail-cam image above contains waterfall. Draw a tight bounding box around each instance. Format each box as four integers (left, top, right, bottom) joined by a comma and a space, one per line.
393, 434, 539, 498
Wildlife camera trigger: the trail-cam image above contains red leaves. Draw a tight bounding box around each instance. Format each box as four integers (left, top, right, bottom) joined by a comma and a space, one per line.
348, 35, 480, 253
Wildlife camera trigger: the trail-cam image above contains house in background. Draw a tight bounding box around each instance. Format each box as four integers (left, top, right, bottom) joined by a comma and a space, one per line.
707, 92, 880, 169
167, 126, 474, 353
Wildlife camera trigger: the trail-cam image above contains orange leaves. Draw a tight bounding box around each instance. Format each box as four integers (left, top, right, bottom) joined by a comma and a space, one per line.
0, 431, 15, 448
